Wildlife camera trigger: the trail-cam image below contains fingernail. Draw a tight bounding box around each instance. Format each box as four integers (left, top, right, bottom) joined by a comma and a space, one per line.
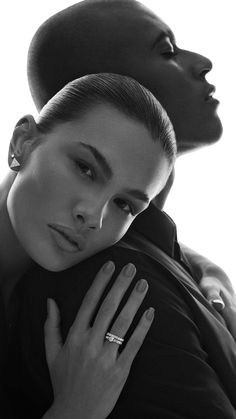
146, 307, 155, 321
124, 263, 136, 277
103, 261, 115, 273
136, 279, 148, 293
211, 298, 225, 311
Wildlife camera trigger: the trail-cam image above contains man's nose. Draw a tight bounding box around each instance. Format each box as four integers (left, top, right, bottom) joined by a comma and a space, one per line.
72, 200, 108, 231
190, 52, 213, 79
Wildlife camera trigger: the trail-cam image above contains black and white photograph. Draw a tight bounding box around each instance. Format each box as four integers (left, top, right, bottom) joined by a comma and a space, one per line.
0, 1, 236, 418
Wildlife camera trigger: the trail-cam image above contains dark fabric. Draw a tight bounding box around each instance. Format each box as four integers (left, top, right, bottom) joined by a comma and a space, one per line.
0, 290, 12, 418
5, 206, 236, 418
128, 203, 179, 259
0, 291, 7, 410
0, 290, 6, 374
120, 233, 236, 407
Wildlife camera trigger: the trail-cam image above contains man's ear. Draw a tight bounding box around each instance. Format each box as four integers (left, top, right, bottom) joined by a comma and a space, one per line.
8, 115, 39, 169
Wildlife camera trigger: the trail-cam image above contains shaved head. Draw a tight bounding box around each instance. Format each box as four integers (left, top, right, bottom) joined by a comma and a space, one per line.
28, 0, 149, 110
28, 0, 222, 151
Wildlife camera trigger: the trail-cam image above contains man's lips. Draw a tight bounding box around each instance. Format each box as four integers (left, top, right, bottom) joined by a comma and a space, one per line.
48, 223, 86, 253
205, 84, 218, 102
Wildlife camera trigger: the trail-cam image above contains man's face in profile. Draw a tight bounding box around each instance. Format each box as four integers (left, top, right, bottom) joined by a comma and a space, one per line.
106, 5, 222, 153
29, 0, 222, 153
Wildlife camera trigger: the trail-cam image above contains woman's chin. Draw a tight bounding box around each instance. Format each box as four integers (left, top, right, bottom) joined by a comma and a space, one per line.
30, 251, 82, 272
29, 241, 117, 272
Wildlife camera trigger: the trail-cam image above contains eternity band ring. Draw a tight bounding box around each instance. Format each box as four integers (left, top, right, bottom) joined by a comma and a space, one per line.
105, 332, 124, 345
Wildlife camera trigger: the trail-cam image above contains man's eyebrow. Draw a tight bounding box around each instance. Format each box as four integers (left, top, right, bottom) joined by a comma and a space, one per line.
124, 188, 150, 204
152, 29, 176, 49
79, 142, 113, 179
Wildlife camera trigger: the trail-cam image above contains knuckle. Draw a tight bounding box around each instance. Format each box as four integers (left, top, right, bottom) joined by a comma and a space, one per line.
86, 342, 98, 359
115, 274, 132, 292
101, 297, 115, 315
132, 335, 143, 348
100, 351, 113, 369
67, 331, 94, 356
68, 329, 87, 348
68, 331, 79, 347
128, 293, 143, 308
113, 364, 124, 378
83, 290, 96, 307
104, 361, 123, 379
118, 273, 133, 288
132, 324, 148, 344
115, 313, 130, 331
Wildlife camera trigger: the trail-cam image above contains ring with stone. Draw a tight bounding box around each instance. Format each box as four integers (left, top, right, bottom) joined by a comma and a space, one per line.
105, 332, 124, 345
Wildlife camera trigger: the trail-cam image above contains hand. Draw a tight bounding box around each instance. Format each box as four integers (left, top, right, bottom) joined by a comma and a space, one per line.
43, 261, 155, 419
199, 274, 236, 340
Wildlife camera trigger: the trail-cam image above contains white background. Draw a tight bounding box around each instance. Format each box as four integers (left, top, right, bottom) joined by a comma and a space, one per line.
0, 1, 235, 285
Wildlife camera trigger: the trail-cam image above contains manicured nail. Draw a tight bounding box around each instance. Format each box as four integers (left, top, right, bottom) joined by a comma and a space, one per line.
211, 298, 225, 311
103, 261, 115, 273
146, 307, 155, 321
124, 263, 136, 277
136, 279, 148, 293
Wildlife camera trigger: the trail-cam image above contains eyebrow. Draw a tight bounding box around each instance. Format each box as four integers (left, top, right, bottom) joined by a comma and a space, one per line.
152, 29, 176, 49
78, 142, 150, 204
79, 141, 113, 180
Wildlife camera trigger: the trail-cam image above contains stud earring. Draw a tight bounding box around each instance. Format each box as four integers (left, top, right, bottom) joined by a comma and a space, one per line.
10, 154, 21, 171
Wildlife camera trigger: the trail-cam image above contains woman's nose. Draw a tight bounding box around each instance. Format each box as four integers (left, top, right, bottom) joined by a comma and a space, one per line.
72, 201, 107, 231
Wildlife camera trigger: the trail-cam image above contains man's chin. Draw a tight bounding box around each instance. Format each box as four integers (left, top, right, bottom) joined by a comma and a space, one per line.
177, 119, 223, 155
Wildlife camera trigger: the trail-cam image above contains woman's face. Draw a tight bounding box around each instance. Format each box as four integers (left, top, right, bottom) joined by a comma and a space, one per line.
7, 105, 170, 271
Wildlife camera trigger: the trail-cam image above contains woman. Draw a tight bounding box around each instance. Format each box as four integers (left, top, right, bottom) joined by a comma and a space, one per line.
8, 2, 236, 418
0, 72, 176, 418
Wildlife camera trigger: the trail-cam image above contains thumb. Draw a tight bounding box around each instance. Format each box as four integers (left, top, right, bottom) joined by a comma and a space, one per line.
44, 298, 63, 369
205, 289, 225, 312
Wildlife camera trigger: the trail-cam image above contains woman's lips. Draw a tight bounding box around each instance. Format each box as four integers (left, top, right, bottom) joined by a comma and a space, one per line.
48, 223, 86, 253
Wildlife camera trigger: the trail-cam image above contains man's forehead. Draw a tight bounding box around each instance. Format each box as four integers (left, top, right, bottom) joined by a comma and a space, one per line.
60, 2, 174, 44
105, 5, 173, 39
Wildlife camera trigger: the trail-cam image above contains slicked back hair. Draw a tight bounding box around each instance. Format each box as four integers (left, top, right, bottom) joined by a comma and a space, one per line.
37, 73, 176, 165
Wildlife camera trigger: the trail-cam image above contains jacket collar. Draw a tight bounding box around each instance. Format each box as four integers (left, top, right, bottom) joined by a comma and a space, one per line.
126, 203, 179, 259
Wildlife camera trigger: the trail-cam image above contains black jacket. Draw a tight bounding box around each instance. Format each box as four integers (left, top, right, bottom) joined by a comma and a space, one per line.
6, 205, 236, 418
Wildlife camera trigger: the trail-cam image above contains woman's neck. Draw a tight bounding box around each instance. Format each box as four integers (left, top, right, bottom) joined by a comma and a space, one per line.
0, 172, 33, 286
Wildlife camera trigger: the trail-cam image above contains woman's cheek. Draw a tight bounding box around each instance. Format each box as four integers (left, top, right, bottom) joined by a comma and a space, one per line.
108, 217, 132, 244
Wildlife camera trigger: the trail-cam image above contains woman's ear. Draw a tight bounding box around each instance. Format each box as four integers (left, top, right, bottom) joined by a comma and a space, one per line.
8, 115, 39, 171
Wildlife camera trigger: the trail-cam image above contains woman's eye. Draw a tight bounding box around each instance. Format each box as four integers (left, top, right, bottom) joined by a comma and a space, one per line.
76, 161, 93, 179
114, 198, 134, 216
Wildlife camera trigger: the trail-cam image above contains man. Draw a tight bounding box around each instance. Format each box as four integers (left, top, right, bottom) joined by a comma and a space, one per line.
28, 0, 236, 335
6, 1, 236, 418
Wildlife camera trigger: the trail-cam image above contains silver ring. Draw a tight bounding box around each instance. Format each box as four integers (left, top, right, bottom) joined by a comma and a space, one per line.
211, 298, 225, 311
105, 332, 124, 345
